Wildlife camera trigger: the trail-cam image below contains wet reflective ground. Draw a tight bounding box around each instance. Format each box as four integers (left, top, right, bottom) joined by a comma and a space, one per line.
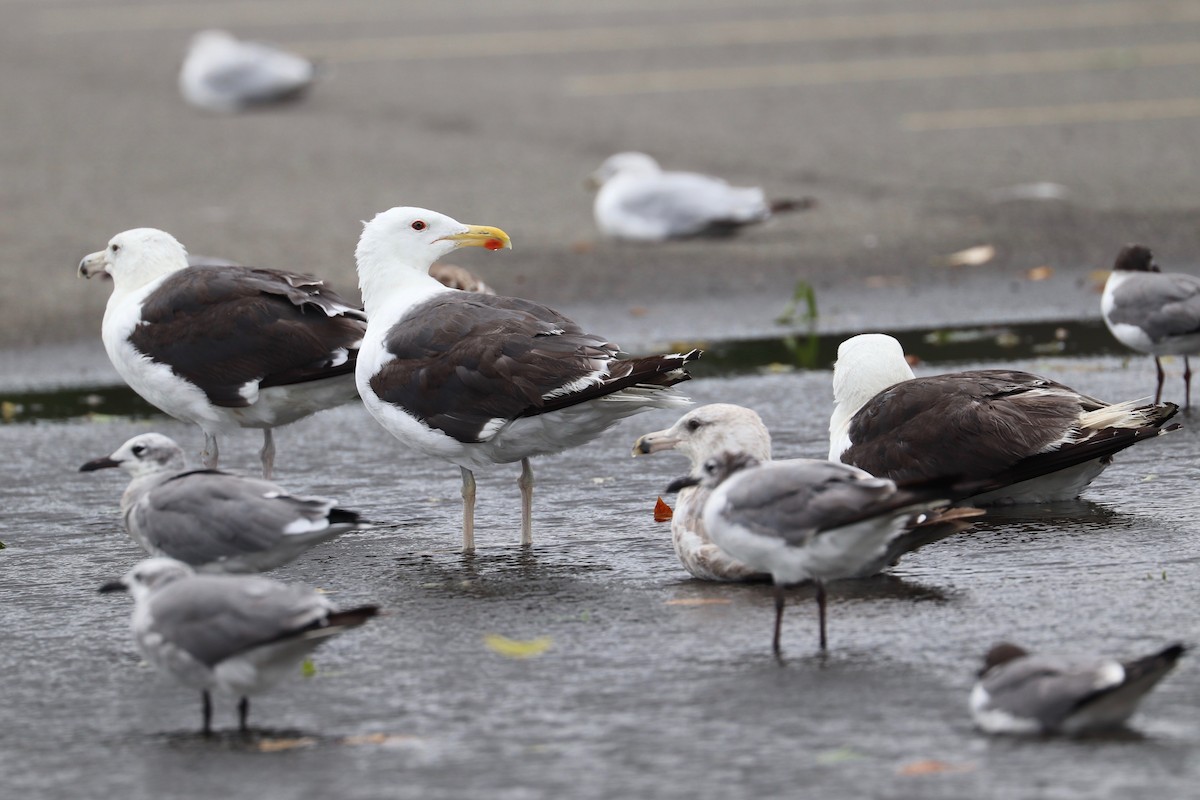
2, 355, 1197, 800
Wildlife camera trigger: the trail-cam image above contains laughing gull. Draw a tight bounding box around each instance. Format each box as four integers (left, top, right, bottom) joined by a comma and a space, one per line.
79, 228, 367, 478
1102, 244, 1200, 408
179, 30, 320, 113
355, 206, 698, 554
588, 152, 814, 242
971, 641, 1186, 735
668, 452, 978, 656
80, 433, 364, 573
830, 334, 1179, 504
638, 404, 982, 583
100, 558, 378, 734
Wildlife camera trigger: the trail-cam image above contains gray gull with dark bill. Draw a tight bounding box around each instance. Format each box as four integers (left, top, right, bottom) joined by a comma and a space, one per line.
80, 433, 365, 573
971, 641, 1186, 735
829, 334, 1179, 504
79, 227, 367, 478
354, 206, 698, 554
1102, 243, 1200, 408
667, 452, 978, 656
100, 557, 378, 734
588, 152, 814, 242
638, 404, 981, 583
179, 29, 319, 113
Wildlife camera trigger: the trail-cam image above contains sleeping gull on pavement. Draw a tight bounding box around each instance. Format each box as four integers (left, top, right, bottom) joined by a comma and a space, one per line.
971, 641, 1186, 735
667, 452, 978, 657
830, 334, 1179, 504
100, 557, 378, 734
354, 206, 699, 554
79, 227, 367, 478
1102, 243, 1200, 408
638, 404, 981, 583
81, 433, 365, 573
179, 29, 320, 113
588, 152, 814, 242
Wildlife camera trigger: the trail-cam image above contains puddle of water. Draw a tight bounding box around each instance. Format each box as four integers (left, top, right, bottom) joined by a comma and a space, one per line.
0, 319, 1124, 423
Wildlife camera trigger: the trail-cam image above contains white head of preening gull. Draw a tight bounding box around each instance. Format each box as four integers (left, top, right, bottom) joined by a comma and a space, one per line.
80, 433, 365, 573
829, 334, 1180, 504
1102, 244, 1200, 408
79, 227, 368, 479
179, 29, 320, 113
354, 206, 699, 553
99, 557, 378, 734
971, 641, 1186, 735
668, 452, 978, 656
588, 152, 814, 242
634, 404, 774, 582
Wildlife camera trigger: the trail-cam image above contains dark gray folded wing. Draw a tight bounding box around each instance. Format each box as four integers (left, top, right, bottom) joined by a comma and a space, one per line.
981, 656, 1118, 729
1108, 272, 1200, 341
130, 265, 367, 407
132, 471, 337, 564
369, 293, 691, 443
146, 575, 328, 666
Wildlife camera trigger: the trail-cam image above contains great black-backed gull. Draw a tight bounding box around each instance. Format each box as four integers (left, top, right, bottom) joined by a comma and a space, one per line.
971, 641, 1185, 735
354, 206, 698, 553
588, 151, 813, 242
1102, 244, 1200, 408
81, 433, 365, 573
79, 227, 367, 478
668, 452, 977, 656
99, 557, 378, 734
830, 334, 1179, 503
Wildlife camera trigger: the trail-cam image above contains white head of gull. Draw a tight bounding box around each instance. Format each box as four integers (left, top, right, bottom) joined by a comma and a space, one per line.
829, 333, 1179, 504
588, 151, 813, 242
354, 206, 699, 553
79, 228, 367, 479
1102, 244, 1200, 408
668, 451, 977, 657
970, 641, 1186, 735
81, 432, 365, 573
100, 557, 378, 734
179, 29, 319, 113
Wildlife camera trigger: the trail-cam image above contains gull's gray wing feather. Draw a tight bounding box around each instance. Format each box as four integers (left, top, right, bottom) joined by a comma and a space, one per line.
146, 575, 329, 667
621, 173, 767, 235
1109, 271, 1200, 341
981, 655, 1117, 729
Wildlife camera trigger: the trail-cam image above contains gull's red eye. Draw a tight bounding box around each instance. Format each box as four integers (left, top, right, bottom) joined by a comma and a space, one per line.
411, 220, 426, 231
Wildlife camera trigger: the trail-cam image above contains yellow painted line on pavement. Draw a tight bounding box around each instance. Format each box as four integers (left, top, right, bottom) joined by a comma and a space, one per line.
902, 96, 1200, 130
564, 40, 1200, 96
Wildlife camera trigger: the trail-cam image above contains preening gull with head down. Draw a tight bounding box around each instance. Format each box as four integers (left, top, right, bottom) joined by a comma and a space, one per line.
668, 452, 979, 656
1102, 244, 1200, 408
354, 206, 699, 553
971, 641, 1186, 735
179, 29, 320, 113
100, 557, 378, 734
588, 152, 814, 242
81, 433, 365, 573
829, 334, 1179, 504
79, 227, 367, 478
637, 403, 982, 583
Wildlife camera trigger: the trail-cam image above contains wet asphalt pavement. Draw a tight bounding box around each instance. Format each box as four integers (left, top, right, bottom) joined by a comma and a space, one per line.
2, 355, 1197, 800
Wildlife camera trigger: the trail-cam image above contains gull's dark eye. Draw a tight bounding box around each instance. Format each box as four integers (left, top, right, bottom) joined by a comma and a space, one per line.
685, 419, 702, 432
411, 220, 427, 231
110, 243, 120, 253
131, 445, 146, 456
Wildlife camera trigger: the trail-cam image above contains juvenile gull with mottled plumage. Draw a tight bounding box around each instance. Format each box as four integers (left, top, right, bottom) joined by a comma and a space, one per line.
830, 334, 1179, 504
971, 641, 1185, 735
354, 206, 698, 553
81, 433, 365, 573
1102, 243, 1200, 408
100, 558, 377, 734
79, 228, 367, 478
